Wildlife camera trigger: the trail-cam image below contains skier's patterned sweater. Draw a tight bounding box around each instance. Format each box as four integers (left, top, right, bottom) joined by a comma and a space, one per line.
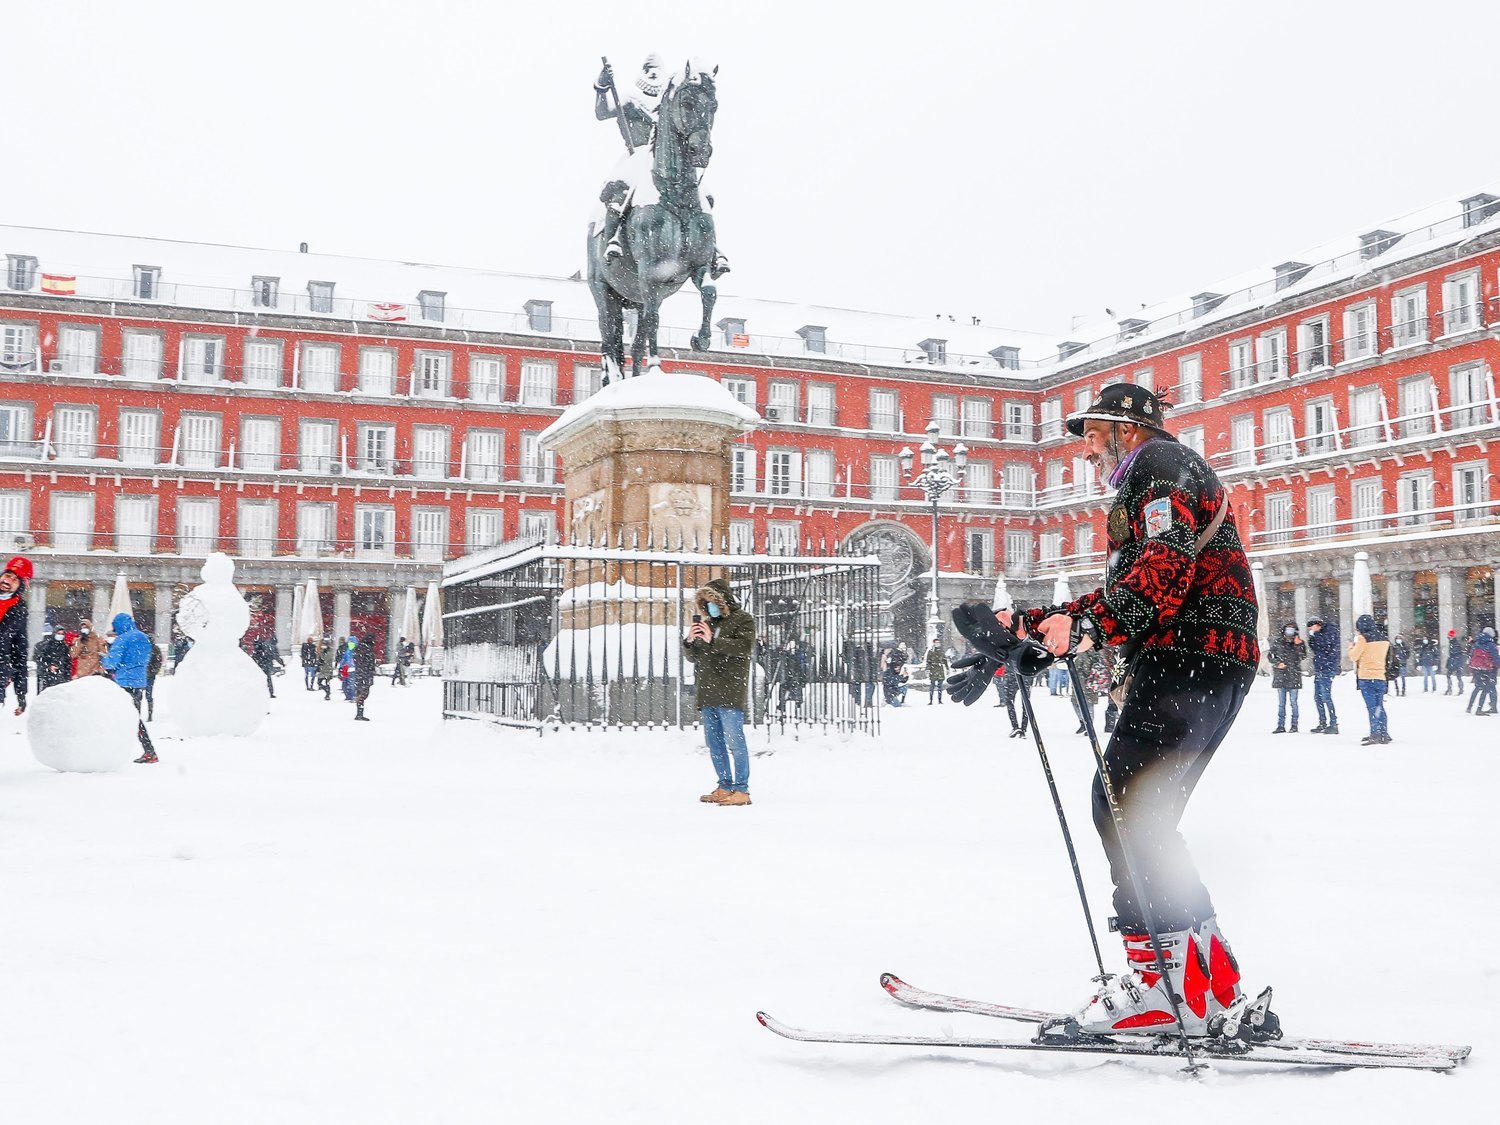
1025, 437, 1260, 672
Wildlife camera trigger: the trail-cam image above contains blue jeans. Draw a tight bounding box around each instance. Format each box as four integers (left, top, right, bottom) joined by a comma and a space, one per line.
1313, 674, 1336, 725
702, 706, 750, 793
1357, 679, 1388, 738
1276, 688, 1299, 728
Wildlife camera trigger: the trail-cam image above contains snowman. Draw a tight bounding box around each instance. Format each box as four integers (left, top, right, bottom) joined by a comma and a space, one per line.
170, 552, 271, 737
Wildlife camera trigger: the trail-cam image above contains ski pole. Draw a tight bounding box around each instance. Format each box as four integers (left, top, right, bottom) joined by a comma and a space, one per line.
1063, 646, 1203, 1074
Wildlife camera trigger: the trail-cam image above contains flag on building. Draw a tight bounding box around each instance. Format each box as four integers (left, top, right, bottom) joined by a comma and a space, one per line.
367, 302, 408, 322
731, 333, 750, 347
41, 274, 76, 295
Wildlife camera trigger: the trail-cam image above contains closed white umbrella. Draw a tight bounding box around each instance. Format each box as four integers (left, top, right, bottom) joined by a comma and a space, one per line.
290, 583, 305, 647
108, 572, 132, 621
1352, 551, 1374, 620
422, 580, 444, 663
299, 578, 324, 642
1052, 572, 1071, 606
991, 572, 1011, 612
1252, 560, 1272, 675
401, 587, 421, 647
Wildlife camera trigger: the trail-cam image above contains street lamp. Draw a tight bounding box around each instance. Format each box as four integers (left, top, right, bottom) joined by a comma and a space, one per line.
899, 420, 968, 638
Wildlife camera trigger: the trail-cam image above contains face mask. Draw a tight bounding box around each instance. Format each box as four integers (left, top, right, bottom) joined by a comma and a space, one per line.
81, 628, 90, 635
1284, 629, 1296, 638
707, 603, 722, 619
54, 634, 64, 641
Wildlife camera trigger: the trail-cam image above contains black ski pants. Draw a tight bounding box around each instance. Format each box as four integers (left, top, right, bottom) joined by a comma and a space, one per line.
1092, 650, 1254, 934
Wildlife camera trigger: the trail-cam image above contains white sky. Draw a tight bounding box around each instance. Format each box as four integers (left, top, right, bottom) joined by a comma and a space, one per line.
8, 0, 1499, 338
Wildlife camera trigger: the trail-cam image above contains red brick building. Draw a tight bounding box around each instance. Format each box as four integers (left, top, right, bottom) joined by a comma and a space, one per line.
1, 190, 1496, 657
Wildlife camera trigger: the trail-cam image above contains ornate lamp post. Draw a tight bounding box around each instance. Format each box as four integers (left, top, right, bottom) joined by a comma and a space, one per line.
899, 421, 968, 637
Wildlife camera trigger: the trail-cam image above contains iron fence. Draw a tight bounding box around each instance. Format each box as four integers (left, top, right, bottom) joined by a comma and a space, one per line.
441, 540, 884, 736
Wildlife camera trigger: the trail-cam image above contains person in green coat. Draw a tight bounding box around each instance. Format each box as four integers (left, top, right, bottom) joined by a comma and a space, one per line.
683, 577, 756, 807
315, 636, 338, 701
924, 640, 949, 705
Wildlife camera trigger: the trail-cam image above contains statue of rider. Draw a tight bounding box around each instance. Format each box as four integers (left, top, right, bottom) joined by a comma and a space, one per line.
594, 55, 730, 279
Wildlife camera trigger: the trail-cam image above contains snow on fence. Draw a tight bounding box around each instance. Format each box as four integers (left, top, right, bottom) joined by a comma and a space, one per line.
441, 541, 884, 735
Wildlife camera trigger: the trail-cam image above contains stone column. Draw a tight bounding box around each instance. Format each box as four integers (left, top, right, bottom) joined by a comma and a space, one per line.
274, 584, 295, 655
26, 578, 47, 653
1292, 584, 1310, 629
333, 588, 352, 642
1436, 568, 1457, 650
154, 583, 174, 649
1385, 571, 1407, 639
1338, 577, 1354, 672
91, 582, 111, 628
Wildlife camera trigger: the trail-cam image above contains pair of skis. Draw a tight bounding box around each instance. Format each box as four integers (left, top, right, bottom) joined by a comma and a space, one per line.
756, 973, 1469, 1072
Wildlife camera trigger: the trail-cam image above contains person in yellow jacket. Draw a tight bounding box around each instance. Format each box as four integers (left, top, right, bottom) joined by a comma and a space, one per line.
1347, 614, 1391, 745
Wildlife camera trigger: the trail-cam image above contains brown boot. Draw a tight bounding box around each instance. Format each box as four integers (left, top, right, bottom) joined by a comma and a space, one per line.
700, 788, 732, 803
719, 790, 752, 806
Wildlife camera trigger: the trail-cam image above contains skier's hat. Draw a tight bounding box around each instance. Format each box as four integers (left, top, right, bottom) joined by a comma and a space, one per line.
1066, 383, 1173, 437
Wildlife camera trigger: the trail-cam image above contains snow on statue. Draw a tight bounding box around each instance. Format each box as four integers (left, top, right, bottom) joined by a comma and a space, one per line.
169, 552, 269, 737
27, 676, 141, 772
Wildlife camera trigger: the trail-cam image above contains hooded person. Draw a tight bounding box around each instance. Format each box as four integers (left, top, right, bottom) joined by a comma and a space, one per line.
1445, 628, 1468, 695
0, 556, 32, 715
1466, 626, 1498, 716
1348, 614, 1392, 744
1267, 622, 1307, 733
682, 577, 755, 806
71, 618, 109, 679
338, 635, 358, 701
35, 626, 73, 692
1304, 616, 1341, 734
316, 636, 338, 701
352, 634, 377, 721
100, 611, 159, 763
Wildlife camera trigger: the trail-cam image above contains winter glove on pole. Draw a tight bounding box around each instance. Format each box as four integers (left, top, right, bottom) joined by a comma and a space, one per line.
945, 652, 999, 706
945, 603, 1055, 705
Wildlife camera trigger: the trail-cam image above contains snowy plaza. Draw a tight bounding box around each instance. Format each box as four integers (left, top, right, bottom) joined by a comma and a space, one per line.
1, 675, 1492, 1123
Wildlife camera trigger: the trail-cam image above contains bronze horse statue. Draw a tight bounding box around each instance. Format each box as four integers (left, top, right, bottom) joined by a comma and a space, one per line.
588, 62, 720, 382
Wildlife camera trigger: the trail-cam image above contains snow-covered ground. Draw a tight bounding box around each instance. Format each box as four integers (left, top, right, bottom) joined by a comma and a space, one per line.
1, 673, 1492, 1123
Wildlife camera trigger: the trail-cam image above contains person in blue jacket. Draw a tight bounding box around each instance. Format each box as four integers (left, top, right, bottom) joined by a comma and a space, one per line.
101, 612, 158, 764
1304, 616, 1340, 734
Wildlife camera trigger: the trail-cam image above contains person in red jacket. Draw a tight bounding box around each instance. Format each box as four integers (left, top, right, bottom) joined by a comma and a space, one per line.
0, 556, 33, 715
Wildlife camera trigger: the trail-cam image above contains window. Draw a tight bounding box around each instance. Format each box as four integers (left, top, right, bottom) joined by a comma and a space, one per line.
1132, 368, 1154, 392
243, 340, 283, 388
1004, 530, 1032, 574
1256, 328, 1287, 380
931, 394, 958, 436
719, 318, 746, 347
239, 417, 281, 471
1304, 398, 1337, 454
763, 380, 797, 424
116, 496, 156, 554
572, 363, 603, 403
1040, 530, 1063, 563
962, 398, 993, 440
307, 281, 335, 314
1180, 426, 1205, 456
731, 447, 756, 494
1072, 386, 1091, 414
466, 509, 503, 554
767, 521, 800, 556
1352, 479, 1384, 533
992, 345, 1021, 371
799, 325, 827, 353
1074, 523, 1095, 560
296, 502, 334, 557
1230, 415, 1255, 467
414, 351, 453, 398
1264, 407, 1295, 462
869, 389, 899, 432
122, 330, 163, 379
412, 427, 450, 480
179, 413, 222, 469
50, 493, 94, 550
6, 255, 37, 291
1040, 397, 1063, 439
1228, 338, 1255, 388
249, 277, 278, 309
358, 348, 396, 395
0, 490, 28, 538
133, 265, 160, 300
1441, 271, 1480, 335
525, 300, 553, 332
1, 321, 37, 370
464, 430, 502, 483
720, 376, 755, 409
869, 455, 898, 501
355, 506, 395, 557
471, 356, 506, 402
1449, 363, 1487, 428
520, 431, 555, 485
1045, 459, 1066, 495
520, 510, 553, 544
1297, 316, 1330, 371
807, 383, 836, 426
177, 498, 218, 555
799, 449, 833, 500
1391, 287, 1427, 346
964, 459, 993, 503
1264, 492, 1293, 546
966, 529, 994, 574
766, 449, 801, 497
299, 343, 340, 392
417, 290, 446, 322
1002, 401, 1032, 441
1176, 355, 1201, 403
180, 335, 225, 384
1452, 463, 1489, 522
1397, 376, 1435, 437
729, 520, 754, 555
299, 419, 337, 473
238, 500, 277, 558
413, 508, 449, 562
358, 423, 395, 473
0, 403, 34, 458
119, 411, 159, 468
1307, 485, 1336, 539
1342, 301, 1376, 361
1073, 455, 1097, 495
1348, 387, 1383, 447
514, 358, 554, 406
58, 326, 99, 375
1396, 471, 1433, 527
54, 405, 97, 459
1003, 461, 1033, 505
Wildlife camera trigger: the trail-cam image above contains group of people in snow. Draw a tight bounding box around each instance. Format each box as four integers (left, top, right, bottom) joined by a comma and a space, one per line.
293, 634, 382, 720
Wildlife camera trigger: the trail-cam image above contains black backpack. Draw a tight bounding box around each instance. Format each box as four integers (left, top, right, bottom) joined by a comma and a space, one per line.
1384, 644, 1400, 680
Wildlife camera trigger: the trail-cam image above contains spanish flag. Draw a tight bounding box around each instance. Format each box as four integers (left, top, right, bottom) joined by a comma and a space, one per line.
41, 274, 76, 296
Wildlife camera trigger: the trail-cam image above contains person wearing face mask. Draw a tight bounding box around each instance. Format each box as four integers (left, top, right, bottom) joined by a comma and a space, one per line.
35, 626, 73, 693
683, 578, 755, 806
1304, 617, 1340, 734
1268, 623, 1307, 733
71, 618, 108, 679
0, 557, 33, 715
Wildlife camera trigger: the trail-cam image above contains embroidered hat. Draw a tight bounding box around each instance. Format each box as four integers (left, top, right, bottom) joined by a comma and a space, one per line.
1066, 383, 1172, 437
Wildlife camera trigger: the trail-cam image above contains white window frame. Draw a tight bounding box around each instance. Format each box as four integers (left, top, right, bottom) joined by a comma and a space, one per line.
1074, 523, 1095, 560
122, 330, 163, 379
1132, 368, 1154, 392
412, 507, 448, 562
1296, 315, 1330, 372
178, 412, 222, 469
237, 500, 277, 558
766, 448, 802, 497
729, 520, 754, 555
767, 520, 800, 556
519, 431, 555, 485
115, 495, 157, 554
518, 359, 557, 406
1227, 338, 1255, 388
299, 419, 337, 473
1263, 407, 1295, 462
50, 493, 95, 551
1452, 462, 1489, 522
766, 381, 799, 424
720, 376, 755, 409
299, 343, 340, 393
964, 459, 993, 504
1004, 530, 1032, 575
807, 383, 836, 426
731, 447, 756, 494
354, 505, 395, 558
357, 423, 395, 473
931, 394, 959, 437
0, 490, 29, 538
296, 502, 335, 557
1176, 355, 1202, 403
412, 426, 450, 480
1304, 398, 1337, 454
464, 429, 503, 483
1352, 479, 1384, 533
1391, 286, 1428, 347
1342, 301, 1376, 362
962, 397, 993, 440
1264, 492, 1293, 546
358, 347, 397, 396
413, 351, 452, 399
805, 449, 835, 499
519, 510, 553, 544
1180, 426, 1205, 456
1256, 328, 1288, 381
1441, 270, 1480, 336
0, 403, 34, 459
58, 325, 99, 376
1449, 362, 1487, 428
869, 389, 899, 433
177, 497, 218, 556
179, 335, 225, 384
1396, 470, 1433, 527
1230, 414, 1255, 467
466, 508, 503, 554
243, 339, 283, 388
470, 355, 506, 403
1002, 461, 1033, 505
1349, 387, 1383, 447
1306, 485, 1337, 539
1002, 401, 1033, 442
869, 454, 898, 501
238, 416, 281, 472
53, 405, 97, 460
1397, 375, 1435, 438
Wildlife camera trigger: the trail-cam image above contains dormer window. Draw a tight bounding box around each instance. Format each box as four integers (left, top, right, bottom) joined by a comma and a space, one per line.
718, 317, 747, 347
524, 299, 553, 332
989, 345, 1020, 371
917, 338, 948, 364
133, 265, 161, 300
6, 255, 37, 291
1274, 262, 1312, 291
1460, 193, 1500, 228
1191, 292, 1224, 318
307, 281, 335, 313
1117, 318, 1149, 341
251, 276, 279, 308
797, 325, 827, 354
1358, 230, 1401, 261
418, 290, 446, 322
1057, 341, 1087, 360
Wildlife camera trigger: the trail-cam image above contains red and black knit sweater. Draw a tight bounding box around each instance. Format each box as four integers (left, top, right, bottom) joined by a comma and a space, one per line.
1027, 438, 1260, 672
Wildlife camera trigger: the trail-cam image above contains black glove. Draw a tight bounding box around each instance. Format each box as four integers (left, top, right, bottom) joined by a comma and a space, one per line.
945, 651, 1000, 706
951, 602, 1055, 676
596, 63, 614, 90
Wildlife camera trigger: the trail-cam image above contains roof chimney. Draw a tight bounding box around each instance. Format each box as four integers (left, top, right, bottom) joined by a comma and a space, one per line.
299, 242, 309, 254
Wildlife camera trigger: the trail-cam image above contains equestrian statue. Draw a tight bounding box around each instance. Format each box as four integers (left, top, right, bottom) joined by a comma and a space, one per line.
589, 54, 730, 383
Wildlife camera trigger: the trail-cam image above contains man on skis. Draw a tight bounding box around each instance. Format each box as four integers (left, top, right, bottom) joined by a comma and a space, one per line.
1012, 384, 1261, 1038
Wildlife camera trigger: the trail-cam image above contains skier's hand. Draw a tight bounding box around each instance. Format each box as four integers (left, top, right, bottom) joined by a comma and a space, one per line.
596, 63, 614, 89
945, 652, 999, 706
1036, 613, 1076, 657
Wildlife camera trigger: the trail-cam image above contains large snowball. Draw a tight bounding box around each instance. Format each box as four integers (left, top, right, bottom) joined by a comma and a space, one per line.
28, 677, 142, 772
167, 646, 269, 737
